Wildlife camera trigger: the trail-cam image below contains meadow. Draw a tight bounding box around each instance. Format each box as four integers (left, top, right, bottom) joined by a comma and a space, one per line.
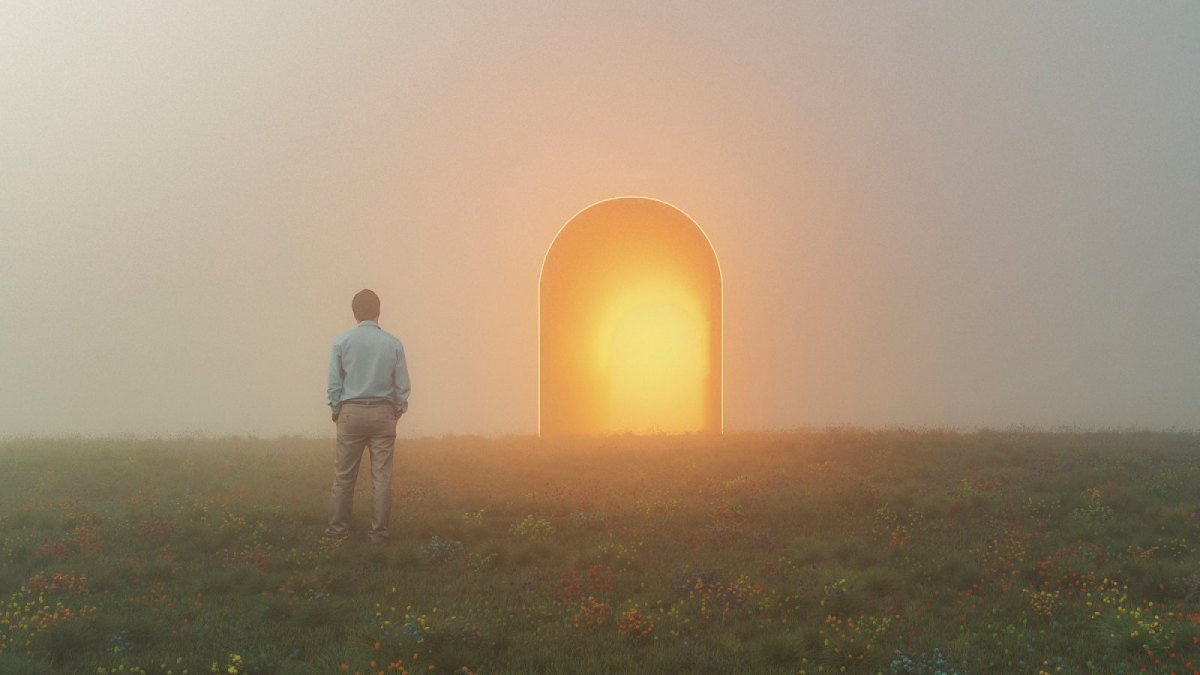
1, 430, 1199, 674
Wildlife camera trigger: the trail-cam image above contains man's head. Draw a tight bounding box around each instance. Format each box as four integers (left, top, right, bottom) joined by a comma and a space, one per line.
352, 289, 381, 322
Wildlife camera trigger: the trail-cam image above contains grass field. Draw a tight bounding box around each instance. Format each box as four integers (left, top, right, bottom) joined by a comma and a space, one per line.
1, 431, 1199, 674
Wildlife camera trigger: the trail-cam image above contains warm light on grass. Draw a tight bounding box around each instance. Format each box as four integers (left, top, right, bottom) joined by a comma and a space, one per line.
1, 431, 1196, 672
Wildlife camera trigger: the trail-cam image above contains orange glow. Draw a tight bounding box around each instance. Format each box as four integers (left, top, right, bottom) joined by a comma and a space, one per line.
540, 197, 722, 436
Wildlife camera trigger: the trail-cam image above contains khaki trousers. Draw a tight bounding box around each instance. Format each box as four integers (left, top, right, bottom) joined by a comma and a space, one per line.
325, 402, 398, 540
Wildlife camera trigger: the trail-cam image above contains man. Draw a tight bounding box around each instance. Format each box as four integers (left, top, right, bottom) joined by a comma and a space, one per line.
325, 289, 411, 544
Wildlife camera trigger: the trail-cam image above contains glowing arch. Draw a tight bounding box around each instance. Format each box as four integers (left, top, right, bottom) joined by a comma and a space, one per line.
539, 197, 723, 436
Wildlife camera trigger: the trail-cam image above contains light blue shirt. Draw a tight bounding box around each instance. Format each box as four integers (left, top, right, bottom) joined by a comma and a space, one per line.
327, 320, 411, 416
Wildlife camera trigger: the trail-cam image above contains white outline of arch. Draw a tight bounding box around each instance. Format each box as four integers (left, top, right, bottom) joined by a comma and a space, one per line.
537, 196, 724, 436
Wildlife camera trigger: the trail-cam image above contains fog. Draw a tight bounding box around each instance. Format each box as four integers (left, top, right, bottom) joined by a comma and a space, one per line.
2, 2, 1198, 437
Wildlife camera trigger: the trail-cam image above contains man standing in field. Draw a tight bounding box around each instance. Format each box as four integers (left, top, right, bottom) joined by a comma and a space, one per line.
325, 289, 411, 544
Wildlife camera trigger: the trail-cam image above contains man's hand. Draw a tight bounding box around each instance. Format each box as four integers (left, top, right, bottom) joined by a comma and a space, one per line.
331, 412, 339, 423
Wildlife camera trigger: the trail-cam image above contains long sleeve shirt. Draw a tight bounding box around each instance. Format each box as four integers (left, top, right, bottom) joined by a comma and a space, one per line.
327, 320, 411, 416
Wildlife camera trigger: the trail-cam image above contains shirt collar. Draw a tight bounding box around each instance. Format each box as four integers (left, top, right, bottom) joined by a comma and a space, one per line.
358, 320, 381, 329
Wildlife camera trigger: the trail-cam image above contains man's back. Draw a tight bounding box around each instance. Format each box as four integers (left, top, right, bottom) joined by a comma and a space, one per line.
328, 320, 410, 416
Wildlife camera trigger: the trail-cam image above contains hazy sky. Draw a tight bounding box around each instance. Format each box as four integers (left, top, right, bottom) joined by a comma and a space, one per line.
3, 2, 1198, 437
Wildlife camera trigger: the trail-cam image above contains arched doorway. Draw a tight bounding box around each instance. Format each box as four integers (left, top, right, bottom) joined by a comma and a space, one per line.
539, 197, 722, 436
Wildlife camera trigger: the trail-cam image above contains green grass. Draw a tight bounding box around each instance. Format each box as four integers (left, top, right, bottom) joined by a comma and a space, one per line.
0, 430, 1198, 673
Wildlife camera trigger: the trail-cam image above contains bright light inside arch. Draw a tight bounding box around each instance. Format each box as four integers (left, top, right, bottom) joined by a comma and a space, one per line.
539, 196, 722, 437
596, 283, 708, 434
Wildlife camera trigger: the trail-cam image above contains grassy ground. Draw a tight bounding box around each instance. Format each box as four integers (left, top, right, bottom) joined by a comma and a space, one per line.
0, 431, 1199, 674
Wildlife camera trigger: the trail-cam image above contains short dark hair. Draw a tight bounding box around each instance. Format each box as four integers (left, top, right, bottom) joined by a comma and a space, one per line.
352, 289, 380, 321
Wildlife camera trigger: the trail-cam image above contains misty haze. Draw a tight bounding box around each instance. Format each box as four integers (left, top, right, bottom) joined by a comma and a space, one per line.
1, 3, 1199, 674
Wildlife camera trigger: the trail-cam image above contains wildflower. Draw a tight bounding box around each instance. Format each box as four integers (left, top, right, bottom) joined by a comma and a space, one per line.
511, 515, 555, 540
617, 606, 654, 644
